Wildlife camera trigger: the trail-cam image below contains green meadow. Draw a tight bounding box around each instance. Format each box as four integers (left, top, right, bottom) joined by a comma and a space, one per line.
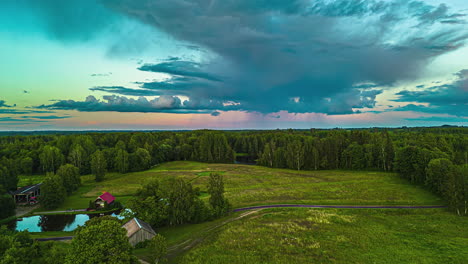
19, 161, 465, 263
20, 161, 443, 211
177, 208, 468, 264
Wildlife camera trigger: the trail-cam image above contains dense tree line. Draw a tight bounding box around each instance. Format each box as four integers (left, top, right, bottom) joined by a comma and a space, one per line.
0, 127, 466, 217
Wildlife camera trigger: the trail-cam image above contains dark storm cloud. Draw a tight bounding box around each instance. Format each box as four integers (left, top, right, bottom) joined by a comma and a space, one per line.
393, 69, 468, 116
20, 115, 72, 120
36, 95, 234, 114
1, 0, 157, 55
394, 104, 467, 116
90, 86, 163, 97
210, 111, 221, 117
0, 100, 13, 108
405, 116, 468, 122
138, 61, 223, 82
4, 0, 119, 42
0, 117, 47, 123
90, 0, 467, 115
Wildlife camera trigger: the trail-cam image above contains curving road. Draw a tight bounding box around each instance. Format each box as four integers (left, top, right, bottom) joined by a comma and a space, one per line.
233, 204, 447, 212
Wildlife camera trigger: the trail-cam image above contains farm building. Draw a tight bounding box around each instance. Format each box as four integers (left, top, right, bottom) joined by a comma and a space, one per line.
10, 183, 42, 205
94, 191, 115, 208
122, 218, 156, 246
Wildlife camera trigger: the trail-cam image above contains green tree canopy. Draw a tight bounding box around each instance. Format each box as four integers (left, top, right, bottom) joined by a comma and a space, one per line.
40, 173, 66, 210
56, 164, 81, 195
39, 145, 64, 173
90, 150, 107, 182
65, 218, 137, 264
208, 173, 230, 217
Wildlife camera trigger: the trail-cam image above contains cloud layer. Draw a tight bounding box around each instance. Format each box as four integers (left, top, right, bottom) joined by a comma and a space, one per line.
394, 69, 468, 116
31, 0, 468, 116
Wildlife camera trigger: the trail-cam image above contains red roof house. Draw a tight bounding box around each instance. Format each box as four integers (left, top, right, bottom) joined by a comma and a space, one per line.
94, 192, 115, 208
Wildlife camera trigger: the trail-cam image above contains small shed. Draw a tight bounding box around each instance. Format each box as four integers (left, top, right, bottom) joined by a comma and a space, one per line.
94, 192, 115, 208
10, 183, 42, 205
122, 218, 156, 246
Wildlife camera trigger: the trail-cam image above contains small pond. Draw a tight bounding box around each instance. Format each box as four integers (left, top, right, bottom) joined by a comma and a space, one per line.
7, 211, 123, 232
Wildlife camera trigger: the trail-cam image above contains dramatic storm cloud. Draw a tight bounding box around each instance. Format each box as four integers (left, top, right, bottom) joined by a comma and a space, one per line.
37, 95, 230, 114
394, 69, 468, 116
2, 0, 468, 129
40, 0, 468, 115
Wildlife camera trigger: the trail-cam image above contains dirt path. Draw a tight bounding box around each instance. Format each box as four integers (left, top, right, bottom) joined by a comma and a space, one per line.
166, 210, 260, 261
34, 209, 87, 215
233, 204, 447, 212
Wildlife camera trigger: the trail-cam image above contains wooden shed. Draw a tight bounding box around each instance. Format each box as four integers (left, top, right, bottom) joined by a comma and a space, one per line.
122, 218, 156, 246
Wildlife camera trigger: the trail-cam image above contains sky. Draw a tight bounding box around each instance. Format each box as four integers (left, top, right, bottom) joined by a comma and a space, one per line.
0, 0, 467, 130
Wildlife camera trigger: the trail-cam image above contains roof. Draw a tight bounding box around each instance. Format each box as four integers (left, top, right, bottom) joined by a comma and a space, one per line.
10, 183, 42, 195
97, 192, 115, 204
122, 218, 156, 238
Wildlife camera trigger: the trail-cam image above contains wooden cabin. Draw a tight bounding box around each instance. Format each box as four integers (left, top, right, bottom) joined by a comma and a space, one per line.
10, 183, 42, 205
94, 192, 115, 208
122, 218, 156, 246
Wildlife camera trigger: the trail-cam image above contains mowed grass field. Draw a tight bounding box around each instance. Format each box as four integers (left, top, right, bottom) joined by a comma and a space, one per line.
19, 161, 443, 211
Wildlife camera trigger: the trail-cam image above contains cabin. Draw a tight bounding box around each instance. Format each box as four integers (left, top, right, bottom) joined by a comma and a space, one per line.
94, 192, 115, 208
122, 218, 156, 246
10, 183, 42, 205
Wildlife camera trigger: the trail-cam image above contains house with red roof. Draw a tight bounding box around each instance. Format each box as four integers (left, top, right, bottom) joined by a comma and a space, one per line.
94, 192, 115, 208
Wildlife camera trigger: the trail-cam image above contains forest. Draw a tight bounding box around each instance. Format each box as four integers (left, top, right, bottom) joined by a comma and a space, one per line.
0, 127, 467, 220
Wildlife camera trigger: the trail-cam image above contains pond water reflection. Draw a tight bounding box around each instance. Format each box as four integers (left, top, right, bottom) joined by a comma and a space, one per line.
8, 211, 122, 232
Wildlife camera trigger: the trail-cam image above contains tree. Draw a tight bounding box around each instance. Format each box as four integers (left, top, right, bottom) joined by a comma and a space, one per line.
286, 140, 305, 170
115, 149, 129, 173
56, 164, 81, 195
129, 179, 169, 227
0, 166, 18, 191
259, 142, 275, 167
147, 234, 167, 264
130, 148, 151, 171
167, 179, 198, 225
40, 173, 66, 210
383, 131, 395, 171
0, 185, 15, 219
207, 173, 230, 217
39, 145, 64, 173
426, 158, 453, 195
65, 218, 137, 264
19, 157, 33, 175
90, 150, 106, 182
444, 165, 467, 215
68, 144, 85, 173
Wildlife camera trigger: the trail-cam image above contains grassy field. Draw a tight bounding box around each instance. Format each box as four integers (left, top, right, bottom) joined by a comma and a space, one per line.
176, 208, 468, 264
159, 162, 443, 207
19, 161, 444, 211
19, 161, 443, 211
19, 161, 463, 263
